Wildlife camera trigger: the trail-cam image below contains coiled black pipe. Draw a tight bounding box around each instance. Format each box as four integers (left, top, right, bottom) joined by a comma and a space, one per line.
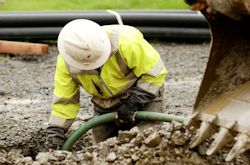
0, 10, 208, 28
0, 27, 210, 40
0, 10, 210, 40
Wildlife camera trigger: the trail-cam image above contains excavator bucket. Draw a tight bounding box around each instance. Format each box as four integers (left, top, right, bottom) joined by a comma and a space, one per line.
184, 0, 250, 161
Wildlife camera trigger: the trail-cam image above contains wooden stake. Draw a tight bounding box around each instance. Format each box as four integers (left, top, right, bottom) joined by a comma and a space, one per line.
0, 40, 48, 55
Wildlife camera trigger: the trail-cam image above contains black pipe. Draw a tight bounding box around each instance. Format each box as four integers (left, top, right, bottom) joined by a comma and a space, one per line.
0, 27, 60, 40
140, 27, 210, 39
0, 26, 210, 40
0, 10, 208, 28
0, 10, 210, 41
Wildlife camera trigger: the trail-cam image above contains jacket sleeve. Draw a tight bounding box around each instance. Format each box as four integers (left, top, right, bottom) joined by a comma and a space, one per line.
49, 55, 80, 130
119, 29, 167, 97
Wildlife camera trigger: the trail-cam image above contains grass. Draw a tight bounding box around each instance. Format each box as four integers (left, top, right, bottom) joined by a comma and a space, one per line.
0, 0, 189, 11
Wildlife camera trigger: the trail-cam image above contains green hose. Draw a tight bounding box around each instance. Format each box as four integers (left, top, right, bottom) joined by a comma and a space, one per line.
61, 111, 185, 150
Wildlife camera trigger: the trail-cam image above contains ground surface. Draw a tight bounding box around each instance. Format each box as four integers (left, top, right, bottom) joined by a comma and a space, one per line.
0, 41, 247, 164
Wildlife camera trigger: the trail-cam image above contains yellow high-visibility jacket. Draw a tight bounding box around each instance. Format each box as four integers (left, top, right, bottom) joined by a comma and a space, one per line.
49, 25, 167, 129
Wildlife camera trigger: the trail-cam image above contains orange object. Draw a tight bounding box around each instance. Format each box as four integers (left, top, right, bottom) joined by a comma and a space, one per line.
0, 40, 48, 55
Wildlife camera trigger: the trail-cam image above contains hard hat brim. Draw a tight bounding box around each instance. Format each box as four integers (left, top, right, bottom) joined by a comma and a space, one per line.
58, 37, 111, 71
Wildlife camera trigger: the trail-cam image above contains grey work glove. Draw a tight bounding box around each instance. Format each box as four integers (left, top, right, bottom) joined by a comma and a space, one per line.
116, 87, 155, 127
47, 124, 66, 151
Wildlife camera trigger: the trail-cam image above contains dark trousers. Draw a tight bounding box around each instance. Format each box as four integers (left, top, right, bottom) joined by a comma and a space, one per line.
92, 97, 163, 143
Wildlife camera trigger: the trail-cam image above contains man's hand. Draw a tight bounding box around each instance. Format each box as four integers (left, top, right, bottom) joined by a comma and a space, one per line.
116, 96, 140, 127
116, 87, 155, 128
116, 104, 137, 125
46, 124, 66, 152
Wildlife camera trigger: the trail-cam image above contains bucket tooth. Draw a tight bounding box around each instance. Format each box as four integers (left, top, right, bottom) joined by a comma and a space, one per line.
206, 127, 234, 155
189, 121, 217, 148
184, 111, 199, 127
226, 134, 250, 161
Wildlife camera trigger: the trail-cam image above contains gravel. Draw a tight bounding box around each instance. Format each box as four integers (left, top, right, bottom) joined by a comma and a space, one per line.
0, 41, 248, 164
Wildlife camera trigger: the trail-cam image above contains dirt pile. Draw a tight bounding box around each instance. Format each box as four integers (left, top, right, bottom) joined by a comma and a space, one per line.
0, 121, 246, 164
2, 42, 248, 164
79, 122, 206, 165
198, 51, 250, 107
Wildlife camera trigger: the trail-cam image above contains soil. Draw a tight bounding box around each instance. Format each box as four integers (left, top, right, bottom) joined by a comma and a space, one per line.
0, 41, 248, 164
197, 48, 250, 108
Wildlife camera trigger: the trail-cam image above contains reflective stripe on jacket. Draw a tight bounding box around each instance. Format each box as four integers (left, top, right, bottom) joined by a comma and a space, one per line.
49, 25, 167, 129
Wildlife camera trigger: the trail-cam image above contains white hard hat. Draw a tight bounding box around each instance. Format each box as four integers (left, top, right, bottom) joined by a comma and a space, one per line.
57, 19, 111, 70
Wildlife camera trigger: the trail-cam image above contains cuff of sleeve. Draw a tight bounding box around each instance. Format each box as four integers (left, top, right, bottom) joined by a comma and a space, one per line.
49, 115, 74, 130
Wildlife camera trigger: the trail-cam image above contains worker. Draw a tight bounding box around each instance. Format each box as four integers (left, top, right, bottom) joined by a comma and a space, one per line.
47, 19, 167, 151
